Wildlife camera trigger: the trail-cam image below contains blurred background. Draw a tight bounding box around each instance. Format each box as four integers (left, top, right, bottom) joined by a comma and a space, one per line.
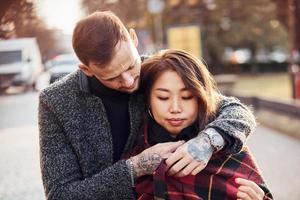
0, 0, 300, 199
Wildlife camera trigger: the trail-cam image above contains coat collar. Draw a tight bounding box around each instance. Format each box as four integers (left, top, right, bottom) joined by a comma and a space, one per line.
78, 70, 91, 93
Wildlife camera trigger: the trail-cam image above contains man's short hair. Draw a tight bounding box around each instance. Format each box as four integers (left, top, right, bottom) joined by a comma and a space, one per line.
72, 11, 128, 67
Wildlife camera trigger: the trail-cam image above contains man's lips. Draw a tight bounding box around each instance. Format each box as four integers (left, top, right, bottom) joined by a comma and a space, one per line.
166, 118, 185, 126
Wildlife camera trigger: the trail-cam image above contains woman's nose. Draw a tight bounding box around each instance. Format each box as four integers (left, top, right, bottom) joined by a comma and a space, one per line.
170, 99, 182, 113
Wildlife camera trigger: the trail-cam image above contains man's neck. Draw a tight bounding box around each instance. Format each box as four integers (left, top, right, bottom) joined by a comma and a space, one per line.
88, 75, 130, 99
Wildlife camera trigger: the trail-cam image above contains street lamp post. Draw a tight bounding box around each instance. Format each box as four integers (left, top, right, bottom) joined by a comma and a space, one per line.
147, 0, 165, 50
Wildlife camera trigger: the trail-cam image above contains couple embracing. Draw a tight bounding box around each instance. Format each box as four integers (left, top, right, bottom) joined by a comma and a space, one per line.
38, 11, 273, 200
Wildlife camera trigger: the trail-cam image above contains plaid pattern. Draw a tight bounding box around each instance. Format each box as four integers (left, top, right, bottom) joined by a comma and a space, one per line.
127, 125, 273, 200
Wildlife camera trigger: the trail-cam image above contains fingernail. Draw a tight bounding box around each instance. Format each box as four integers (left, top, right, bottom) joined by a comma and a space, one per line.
235, 178, 240, 183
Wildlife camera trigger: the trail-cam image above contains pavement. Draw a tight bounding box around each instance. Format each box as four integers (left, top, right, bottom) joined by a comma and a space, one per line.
247, 126, 300, 199
0, 91, 44, 200
0, 90, 300, 200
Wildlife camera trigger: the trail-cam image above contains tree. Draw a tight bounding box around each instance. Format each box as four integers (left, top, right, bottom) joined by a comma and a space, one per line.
274, 0, 300, 55
81, 0, 288, 73
0, 0, 17, 24
0, 0, 63, 61
165, 0, 288, 72
81, 0, 149, 29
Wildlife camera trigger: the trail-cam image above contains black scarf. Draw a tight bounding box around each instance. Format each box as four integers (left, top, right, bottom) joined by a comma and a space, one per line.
148, 115, 198, 146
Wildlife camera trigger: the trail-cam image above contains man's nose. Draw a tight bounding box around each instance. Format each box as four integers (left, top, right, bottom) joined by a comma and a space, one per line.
121, 72, 134, 87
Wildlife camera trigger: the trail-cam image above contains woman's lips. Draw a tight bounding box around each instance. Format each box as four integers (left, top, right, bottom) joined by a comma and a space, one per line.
166, 118, 185, 127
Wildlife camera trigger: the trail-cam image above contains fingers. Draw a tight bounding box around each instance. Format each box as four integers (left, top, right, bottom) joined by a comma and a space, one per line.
167, 156, 191, 176
191, 164, 205, 175
175, 160, 199, 177
161, 152, 173, 159
237, 191, 252, 200
236, 178, 265, 200
165, 143, 208, 177
238, 186, 258, 200
155, 141, 185, 155
236, 178, 265, 196
165, 147, 184, 168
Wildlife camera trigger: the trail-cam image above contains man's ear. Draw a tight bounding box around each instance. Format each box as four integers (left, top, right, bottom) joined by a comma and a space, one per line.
129, 28, 138, 48
79, 64, 93, 77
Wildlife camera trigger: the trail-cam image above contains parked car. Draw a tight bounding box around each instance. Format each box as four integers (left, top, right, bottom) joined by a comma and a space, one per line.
45, 53, 79, 84
0, 38, 43, 92
36, 53, 79, 91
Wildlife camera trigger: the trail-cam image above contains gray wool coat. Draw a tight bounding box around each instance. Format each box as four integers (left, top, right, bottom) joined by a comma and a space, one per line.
38, 70, 256, 200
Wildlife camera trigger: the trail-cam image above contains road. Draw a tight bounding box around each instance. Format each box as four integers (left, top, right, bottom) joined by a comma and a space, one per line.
0, 91, 300, 199
247, 126, 300, 199
0, 90, 43, 200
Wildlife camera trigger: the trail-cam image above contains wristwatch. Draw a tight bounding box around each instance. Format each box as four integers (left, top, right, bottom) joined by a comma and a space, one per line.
203, 128, 225, 152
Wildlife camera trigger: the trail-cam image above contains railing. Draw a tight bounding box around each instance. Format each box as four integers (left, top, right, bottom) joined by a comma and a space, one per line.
226, 92, 300, 119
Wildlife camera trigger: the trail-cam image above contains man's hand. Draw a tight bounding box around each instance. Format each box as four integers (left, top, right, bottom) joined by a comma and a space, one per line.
165, 133, 215, 177
131, 141, 184, 177
236, 178, 265, 200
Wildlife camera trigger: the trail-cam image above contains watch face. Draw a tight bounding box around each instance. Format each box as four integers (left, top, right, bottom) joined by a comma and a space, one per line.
210, 133, 224, 149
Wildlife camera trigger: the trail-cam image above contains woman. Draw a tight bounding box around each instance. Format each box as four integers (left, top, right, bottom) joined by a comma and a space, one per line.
126, 49, 273, 200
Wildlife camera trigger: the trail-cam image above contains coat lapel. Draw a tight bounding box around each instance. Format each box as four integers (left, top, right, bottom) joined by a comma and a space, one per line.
122, 93, 145, 156
60, 92, 114, 175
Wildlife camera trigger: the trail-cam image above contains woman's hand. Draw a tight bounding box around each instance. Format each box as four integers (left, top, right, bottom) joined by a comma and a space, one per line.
236, 178, 265, 200
131, 141, 184, 177
165, 133, 214, 177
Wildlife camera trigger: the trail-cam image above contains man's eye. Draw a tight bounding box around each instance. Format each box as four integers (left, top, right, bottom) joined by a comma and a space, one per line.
107, 78, 115, 82
157, 97, 169, 100
182, 96, 194, 100
128, 65, 134, 70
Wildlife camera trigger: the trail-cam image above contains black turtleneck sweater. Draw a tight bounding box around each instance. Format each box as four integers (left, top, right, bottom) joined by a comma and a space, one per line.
88, 76, 130, 163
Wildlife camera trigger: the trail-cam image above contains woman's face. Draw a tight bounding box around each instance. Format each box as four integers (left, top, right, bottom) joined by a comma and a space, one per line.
150, 70, 198, 136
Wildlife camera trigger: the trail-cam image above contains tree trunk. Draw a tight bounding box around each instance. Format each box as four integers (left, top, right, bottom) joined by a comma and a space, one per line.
0, 0, 17, 22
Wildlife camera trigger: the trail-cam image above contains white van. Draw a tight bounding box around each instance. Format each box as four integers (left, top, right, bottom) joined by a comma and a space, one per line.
0, 38, 43, 91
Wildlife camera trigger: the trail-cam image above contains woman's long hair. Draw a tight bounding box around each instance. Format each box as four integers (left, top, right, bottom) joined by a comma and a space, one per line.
141, 49, 220, 131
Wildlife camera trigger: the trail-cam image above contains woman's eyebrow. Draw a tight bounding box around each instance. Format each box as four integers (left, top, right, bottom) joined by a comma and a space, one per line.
180, 88, 188, 91
155, 87, 188, 92
155, 88, 169, 92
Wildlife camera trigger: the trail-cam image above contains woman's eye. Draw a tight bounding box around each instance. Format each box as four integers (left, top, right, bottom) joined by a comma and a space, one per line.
182, 96, 194, 100
157, 96, 169, 100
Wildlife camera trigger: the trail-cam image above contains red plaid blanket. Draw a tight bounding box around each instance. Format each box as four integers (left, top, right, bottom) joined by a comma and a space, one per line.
126, 126, 273, 200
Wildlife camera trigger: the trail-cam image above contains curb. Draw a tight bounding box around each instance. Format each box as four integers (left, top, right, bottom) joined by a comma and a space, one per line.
255, 109, 300, 140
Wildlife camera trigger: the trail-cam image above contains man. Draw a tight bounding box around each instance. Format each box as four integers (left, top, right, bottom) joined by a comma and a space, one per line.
39, 11, 256, 200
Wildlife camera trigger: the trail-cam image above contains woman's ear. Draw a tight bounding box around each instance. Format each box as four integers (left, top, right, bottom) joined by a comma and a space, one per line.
148, 107, 154, 119
129, 28, 138, 48
79, 64, 93, 77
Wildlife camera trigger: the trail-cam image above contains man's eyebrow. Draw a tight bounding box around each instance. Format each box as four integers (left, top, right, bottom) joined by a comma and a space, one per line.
105, 76, 117, 81
104, 59, 137, 81
123, 58, 136, 69
121, 59, 137, 71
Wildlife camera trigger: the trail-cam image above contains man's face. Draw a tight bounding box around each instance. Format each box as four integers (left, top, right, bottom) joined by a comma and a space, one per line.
81, 29, 141, 93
